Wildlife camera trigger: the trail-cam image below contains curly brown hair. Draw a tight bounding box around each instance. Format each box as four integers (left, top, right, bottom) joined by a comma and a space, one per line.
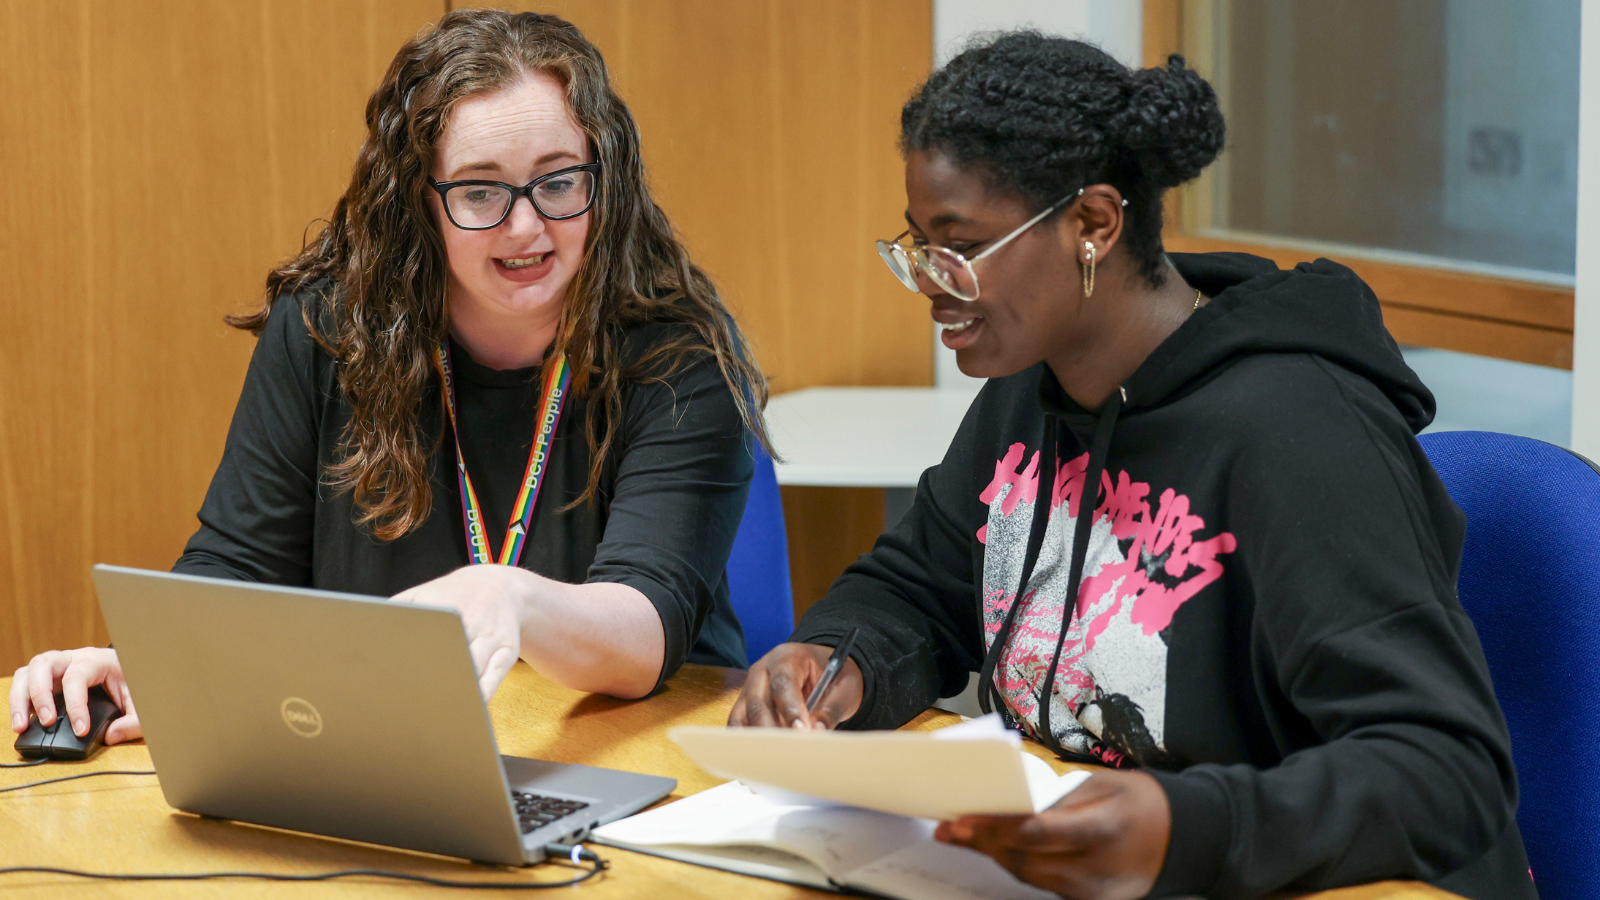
229, 8, 771, 541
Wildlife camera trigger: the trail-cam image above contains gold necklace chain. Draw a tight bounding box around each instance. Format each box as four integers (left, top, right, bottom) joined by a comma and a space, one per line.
1192, 289, 1204, 312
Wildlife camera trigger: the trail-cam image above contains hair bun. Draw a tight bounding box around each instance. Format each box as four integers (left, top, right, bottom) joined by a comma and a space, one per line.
1115, 54, 1225, 190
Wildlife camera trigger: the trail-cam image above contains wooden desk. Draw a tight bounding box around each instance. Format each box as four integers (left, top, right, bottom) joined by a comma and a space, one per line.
0, 666, 1459, 899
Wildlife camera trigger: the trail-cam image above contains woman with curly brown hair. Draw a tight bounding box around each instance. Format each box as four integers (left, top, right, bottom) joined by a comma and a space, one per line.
13, 9, 768, 744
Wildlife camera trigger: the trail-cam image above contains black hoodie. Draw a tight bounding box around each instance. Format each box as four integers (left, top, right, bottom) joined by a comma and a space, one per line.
791, 253, 1535, 899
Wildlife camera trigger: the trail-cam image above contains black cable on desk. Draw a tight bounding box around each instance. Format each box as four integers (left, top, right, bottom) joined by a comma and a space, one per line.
0, 769, 157, 793
0, 757, 49, 768
0, 858, 608, 889
0, 768, 611, 888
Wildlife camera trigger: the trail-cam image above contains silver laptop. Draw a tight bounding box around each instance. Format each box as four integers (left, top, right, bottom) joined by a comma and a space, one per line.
92, 564, 676, 866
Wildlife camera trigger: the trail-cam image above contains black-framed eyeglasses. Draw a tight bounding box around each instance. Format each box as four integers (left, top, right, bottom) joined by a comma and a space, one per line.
427, 162, 602, 230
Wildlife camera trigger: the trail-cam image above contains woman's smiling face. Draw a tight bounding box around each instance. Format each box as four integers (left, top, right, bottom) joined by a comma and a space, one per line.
429, 70, 592, 332
904, 150, 1083, 380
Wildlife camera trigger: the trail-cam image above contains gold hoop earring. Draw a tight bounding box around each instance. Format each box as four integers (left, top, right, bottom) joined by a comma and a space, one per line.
1082, 241, 1097, 298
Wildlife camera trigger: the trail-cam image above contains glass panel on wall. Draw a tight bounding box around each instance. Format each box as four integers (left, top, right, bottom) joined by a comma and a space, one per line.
1195, 0, 1580, 277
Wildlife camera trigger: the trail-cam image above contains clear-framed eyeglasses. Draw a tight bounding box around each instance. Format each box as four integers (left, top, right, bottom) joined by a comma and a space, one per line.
876, 189, 1118, 301
427, 162, 601, 230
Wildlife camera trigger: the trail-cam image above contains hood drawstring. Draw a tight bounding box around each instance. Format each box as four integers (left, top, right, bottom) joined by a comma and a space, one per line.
976, 416, 1058, 723
976, 390, 1125, 760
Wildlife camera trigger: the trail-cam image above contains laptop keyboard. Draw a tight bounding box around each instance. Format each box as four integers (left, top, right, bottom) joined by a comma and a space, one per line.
512, 790, 591, 834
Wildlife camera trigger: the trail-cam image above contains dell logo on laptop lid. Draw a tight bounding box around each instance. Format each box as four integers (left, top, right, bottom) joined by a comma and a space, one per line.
280, 697, 323, 738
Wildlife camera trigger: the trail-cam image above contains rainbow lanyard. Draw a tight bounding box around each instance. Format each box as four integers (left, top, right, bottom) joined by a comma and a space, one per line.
432, 341, 572, 567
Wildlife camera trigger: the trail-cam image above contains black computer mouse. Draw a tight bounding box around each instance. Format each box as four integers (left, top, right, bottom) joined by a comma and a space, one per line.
14, 685, 123, 761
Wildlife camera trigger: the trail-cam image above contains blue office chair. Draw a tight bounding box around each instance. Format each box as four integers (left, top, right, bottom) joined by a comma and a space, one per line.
1419, 430, 1600, 900
726, 443, 795, 664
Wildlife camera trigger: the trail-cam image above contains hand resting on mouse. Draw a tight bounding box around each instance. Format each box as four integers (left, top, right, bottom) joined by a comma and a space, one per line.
9, 647, 141, 746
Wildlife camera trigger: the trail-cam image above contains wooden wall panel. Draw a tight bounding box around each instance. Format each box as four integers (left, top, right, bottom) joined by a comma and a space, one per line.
88, 2, 276, 595
510, 1, 936, 393
0, 0, 443, 672
486, 1, 935, 624
262, 1, 441, 244
0, 0, 95, 671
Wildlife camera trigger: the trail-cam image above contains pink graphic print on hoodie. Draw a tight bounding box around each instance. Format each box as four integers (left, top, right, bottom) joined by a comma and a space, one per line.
977, 442, 1239, 765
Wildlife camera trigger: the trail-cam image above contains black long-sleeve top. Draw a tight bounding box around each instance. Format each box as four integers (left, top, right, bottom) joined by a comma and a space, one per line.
176, 291, 751, 684
792, 254, 1534, 899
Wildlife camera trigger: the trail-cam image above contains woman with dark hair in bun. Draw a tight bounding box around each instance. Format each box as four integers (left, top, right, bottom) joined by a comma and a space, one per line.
731, 33, 1531, 900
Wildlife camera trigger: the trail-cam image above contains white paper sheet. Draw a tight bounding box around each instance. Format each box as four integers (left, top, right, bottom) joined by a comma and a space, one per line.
846, 839, 1062, 900
928, 712, 1022, 745
595, 781, 927, 879
668, 714, 1089, 821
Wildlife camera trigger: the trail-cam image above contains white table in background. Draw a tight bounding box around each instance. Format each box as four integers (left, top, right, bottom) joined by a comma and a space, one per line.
764, 385, 981, 529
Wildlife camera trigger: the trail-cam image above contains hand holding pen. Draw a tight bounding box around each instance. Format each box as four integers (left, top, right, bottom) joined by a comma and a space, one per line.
804, 627, 858, 718
727, 629, 865, 729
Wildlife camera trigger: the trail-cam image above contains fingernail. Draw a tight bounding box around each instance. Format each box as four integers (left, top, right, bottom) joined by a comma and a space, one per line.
812, 720, 827, 730
40, 709, 53, 725
791, 720, 806, 729
74, 718, 87, 736
10, 713, 20, 730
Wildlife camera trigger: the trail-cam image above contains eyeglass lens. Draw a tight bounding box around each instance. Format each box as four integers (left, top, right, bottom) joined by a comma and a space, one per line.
875, 241, 980, 301
443, 169, 596, 228
877, 243, 921, 292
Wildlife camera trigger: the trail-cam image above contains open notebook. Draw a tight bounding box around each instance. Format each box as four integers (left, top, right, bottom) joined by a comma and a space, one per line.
592, 715, 1090, 900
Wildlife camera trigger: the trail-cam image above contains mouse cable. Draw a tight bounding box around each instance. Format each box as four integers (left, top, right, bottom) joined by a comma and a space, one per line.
0, 770, 610, 887
0, 769, 158, 793
0, 770, 609, 889
0, 854, 608, 889
0, 758, 49, 768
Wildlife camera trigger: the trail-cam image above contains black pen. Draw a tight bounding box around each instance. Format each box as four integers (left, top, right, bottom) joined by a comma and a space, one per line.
804, 626, 860, 716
